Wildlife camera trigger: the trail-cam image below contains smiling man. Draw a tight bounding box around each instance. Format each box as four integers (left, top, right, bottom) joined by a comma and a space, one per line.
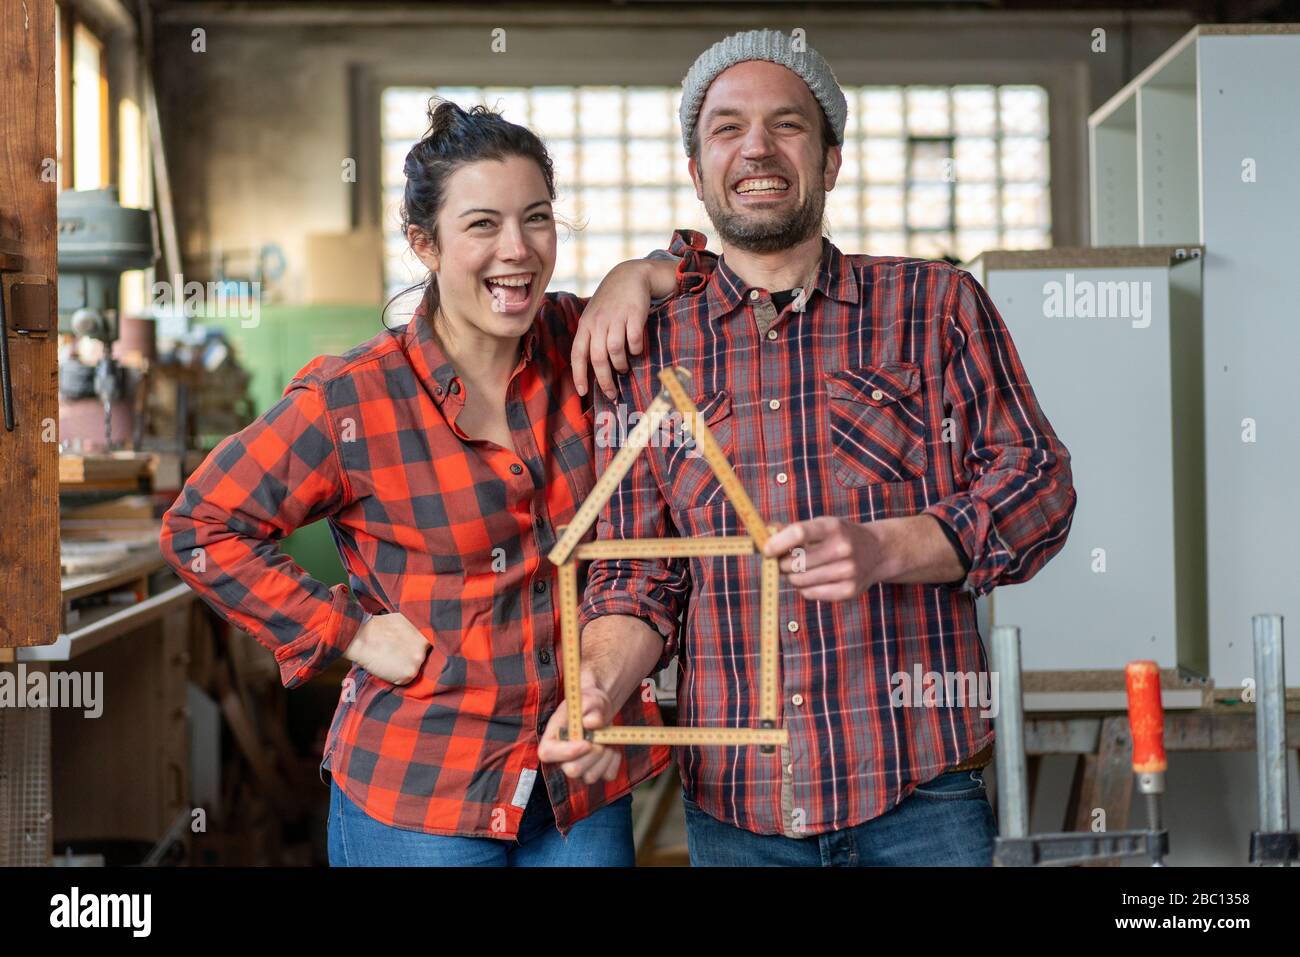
541, 29, 1077, 866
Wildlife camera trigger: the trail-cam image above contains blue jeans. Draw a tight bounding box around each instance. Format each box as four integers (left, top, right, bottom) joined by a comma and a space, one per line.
683, 768, 996, 866
327, 776, 635, 867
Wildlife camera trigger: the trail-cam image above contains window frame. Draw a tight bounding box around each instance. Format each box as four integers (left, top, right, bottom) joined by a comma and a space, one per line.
56, 3, 113, 192
357, 49, 1084, 297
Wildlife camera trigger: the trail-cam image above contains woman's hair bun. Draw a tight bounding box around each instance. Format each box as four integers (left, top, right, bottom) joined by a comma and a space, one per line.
425, 99, 468, 138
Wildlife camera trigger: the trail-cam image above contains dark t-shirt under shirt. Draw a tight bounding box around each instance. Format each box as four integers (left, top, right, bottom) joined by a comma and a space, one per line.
771, 288, 800, 312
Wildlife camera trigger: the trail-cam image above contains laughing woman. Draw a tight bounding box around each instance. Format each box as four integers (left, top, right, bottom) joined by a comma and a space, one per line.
160, 101, 690, 866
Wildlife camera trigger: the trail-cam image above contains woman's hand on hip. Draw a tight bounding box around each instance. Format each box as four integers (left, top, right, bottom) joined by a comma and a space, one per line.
343, 612, 431, 685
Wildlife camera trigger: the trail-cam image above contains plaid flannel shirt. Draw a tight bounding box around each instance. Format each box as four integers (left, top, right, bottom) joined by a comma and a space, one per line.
161, 289, 672, 838
579, 229, 1076, 836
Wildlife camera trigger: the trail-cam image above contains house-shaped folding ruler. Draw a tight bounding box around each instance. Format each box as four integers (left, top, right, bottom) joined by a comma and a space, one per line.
547, 367, 788, 750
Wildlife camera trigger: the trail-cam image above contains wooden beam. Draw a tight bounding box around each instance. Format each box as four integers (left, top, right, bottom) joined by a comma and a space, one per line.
0, 0, 60, 647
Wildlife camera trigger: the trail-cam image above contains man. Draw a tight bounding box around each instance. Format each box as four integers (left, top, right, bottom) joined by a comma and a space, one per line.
540, 29, 1076, 866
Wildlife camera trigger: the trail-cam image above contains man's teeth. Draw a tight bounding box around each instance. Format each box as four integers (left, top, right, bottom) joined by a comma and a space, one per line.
735, 178, 789, 194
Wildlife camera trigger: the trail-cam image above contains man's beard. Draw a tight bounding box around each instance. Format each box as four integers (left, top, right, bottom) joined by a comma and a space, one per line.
703, 178, 825, 254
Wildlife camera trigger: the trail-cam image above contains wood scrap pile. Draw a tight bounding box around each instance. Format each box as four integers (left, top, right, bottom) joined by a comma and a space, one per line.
186, 604, 323, 866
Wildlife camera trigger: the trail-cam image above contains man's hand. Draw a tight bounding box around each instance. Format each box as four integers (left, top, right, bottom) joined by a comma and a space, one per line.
763, 514, 967, 601
343, 612, 431, 685
763, 516, 891, 602
536, 671, 623, 784
572, 258, 678, 400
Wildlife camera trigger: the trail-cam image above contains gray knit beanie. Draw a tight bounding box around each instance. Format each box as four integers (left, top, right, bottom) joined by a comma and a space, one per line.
679, 29, 848, 156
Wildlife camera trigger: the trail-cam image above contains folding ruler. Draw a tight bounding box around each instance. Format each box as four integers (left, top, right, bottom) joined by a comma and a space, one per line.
548, 366, 788, 750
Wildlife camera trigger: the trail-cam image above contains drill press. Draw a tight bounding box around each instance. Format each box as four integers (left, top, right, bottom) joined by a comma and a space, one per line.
56, 188, 155, 450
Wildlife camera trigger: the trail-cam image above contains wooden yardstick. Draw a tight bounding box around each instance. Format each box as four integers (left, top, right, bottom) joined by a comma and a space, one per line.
551, 367, 787, 751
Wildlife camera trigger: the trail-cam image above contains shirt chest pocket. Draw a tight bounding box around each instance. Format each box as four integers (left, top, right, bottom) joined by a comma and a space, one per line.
825, 362, 928, 488
664, 390, 734, 511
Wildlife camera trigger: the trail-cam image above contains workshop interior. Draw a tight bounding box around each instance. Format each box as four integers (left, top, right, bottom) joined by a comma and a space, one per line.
1, 0, 1298, 872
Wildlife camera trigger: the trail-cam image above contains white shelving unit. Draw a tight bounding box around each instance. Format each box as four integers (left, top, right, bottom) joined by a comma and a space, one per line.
1088, 25, 1300, 687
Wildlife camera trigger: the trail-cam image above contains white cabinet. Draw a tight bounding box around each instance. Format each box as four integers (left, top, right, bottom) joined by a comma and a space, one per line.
968, 248, 1206, 675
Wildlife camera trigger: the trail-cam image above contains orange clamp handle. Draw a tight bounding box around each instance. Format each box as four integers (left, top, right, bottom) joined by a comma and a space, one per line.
1125, 660, 1167, 774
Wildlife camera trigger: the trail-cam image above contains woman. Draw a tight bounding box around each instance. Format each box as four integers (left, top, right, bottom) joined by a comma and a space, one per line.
160, 101, 693, 866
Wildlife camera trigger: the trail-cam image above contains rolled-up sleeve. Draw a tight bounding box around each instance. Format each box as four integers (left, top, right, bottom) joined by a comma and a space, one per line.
160, 377, 366, 687
923, 271, 1077, 596
577, 373, 690, 672
668, 228, 716, 295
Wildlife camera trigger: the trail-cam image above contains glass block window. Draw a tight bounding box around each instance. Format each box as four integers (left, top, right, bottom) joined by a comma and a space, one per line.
381, 83, 1050, 298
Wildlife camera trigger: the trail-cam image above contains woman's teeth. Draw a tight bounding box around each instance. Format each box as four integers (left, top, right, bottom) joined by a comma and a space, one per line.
485, 274, 533, 308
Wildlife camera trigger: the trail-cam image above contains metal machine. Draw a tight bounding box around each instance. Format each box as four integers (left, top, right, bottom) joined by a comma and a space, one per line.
57, 187, 155, 449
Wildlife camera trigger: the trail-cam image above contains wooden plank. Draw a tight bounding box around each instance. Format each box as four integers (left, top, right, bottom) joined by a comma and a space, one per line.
58, 3, 71, 187
48, 604, 190, 852
61, 548, 164, 600
1084, 716, 1134, 867
970, 245, 1204, 272
52, 625, 166, 844
1026, 753, 1041, 820
160, 606, 192, 846
1021, 667, 1212, 711
58, 451, 152, 485
60, 540, 134, 575
1022, 668, 1203, 692
138, 0, 181, 281
0, 0, 59, 647
1026, 712, 1300, 755
1024, 689, 1205, 712
1064, 753, 1094, 832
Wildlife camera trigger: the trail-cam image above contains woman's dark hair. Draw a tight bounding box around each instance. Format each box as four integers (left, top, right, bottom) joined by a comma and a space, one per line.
382, 99, 558, 334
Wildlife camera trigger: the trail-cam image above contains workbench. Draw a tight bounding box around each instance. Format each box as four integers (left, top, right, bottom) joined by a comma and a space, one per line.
0, 547, 195, 865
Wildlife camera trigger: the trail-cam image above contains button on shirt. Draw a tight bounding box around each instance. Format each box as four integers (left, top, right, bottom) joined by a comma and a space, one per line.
579, 229, 1076, 837
160, 290, 670, 838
